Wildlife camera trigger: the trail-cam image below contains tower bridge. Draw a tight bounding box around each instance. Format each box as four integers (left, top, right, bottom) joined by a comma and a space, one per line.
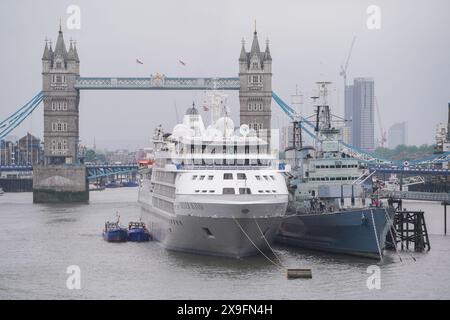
1, 25, 449, 202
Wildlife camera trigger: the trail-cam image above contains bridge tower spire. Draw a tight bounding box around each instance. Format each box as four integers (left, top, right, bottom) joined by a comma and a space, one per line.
42, 25, 80, 165
239, 27, 272, 145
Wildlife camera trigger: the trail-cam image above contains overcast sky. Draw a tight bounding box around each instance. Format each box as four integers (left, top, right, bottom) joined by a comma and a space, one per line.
0, 0, 449, 150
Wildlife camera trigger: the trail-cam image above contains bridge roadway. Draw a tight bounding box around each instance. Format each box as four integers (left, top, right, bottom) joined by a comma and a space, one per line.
369, 166, 450, 176
0, 164, 139, 180
378, 189, 450, 202
74, 77, 240, 90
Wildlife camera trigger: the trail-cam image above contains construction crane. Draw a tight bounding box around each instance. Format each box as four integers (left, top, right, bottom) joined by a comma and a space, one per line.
374, 96, 387, 148
339, 36, 357, 87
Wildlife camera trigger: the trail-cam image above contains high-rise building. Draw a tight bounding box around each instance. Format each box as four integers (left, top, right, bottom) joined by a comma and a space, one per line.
388, 122, 408, 149
345, 78, 375, 151
239, 28, 272, 143
281, 125, 294, 152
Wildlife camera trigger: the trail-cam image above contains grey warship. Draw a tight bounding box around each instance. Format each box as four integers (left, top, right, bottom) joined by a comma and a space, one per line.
276, 82, 395, 259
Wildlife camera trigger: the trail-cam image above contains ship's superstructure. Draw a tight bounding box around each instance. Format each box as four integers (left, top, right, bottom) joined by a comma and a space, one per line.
138, 92, 288, 258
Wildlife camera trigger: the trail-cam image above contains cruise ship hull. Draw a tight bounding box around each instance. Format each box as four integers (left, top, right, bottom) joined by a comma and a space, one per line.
139, 198, 286, 258
275, 207, 395, 259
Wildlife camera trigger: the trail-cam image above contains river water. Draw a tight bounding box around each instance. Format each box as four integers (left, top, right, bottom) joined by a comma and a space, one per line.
0, 188, 449, 299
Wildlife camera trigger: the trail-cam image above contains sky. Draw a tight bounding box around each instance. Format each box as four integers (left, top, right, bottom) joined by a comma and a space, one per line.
0, 0, 449, 150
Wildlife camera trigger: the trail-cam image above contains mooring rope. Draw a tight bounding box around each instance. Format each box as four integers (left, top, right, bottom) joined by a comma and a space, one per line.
232, 217, 283, 269
254, 217, 285, 267
384, 208, 403, 262
370, 209, 383, 261
384, 208, 416, 262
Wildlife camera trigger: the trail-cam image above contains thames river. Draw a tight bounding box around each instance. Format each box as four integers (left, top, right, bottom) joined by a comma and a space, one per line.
1, 188, 449, 299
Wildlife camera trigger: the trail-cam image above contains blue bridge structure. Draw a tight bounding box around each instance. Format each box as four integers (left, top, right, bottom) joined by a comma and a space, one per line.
0, 164, 139, 180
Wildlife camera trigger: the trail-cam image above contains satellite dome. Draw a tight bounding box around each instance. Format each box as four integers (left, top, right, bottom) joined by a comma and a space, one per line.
172, 124, 194, 140
215, 116, 235, 137
205, 125, 222, 140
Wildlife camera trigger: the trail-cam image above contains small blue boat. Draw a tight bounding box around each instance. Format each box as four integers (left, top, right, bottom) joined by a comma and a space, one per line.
103, 220, 128, 242
127, 221, 152, 242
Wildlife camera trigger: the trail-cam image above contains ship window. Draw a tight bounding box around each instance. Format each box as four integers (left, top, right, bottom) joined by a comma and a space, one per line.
342, 165, 348, 168
255, 175, 261, 180
199, 175, 205, 180
209, 190, 215, 193
270, 175, 275, 180
330, 177, 336, 181
258, 190, 264, 193
272, 190, 276, 193
195, 190, 200, 193
202, 227, 215, 238
237, 173, 247, 180
263, 175, 269, 181
239, 188, 251, 194
223, 173, 233, 180
223, 188, 235, 194
202, 190, 207, 193
192, 175, 198, 180
265, 190, 270, 193
208, 175, 214, 180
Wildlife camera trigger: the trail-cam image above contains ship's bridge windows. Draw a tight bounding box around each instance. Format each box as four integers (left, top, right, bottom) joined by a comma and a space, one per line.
239, 188, 251, 195
199, 175, 206, 181
237, 173, 247, 180
223, 188, 235, 194
223, 173, 233, 180
263, 175, 269, 181
208, 175, 214, 180
255, 175, 261, 181
270, 175, 275, 180
192, 175, 198, 180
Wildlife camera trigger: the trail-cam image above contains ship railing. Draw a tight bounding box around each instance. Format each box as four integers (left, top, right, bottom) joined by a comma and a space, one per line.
174, 163, 287, 171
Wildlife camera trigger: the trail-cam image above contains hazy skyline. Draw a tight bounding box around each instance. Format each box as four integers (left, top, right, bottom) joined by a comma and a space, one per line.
1, 0, 449, 150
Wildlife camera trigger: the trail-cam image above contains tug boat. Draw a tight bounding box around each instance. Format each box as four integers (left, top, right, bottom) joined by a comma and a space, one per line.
103, 218, 128, 242
128, 221, 152, 242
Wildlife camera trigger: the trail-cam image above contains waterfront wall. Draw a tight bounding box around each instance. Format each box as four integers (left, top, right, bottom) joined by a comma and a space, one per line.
0, 178, 32, 192
32, 165, 89, 203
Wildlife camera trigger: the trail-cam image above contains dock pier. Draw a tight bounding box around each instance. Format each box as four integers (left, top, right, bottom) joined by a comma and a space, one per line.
386, 199, 431, 252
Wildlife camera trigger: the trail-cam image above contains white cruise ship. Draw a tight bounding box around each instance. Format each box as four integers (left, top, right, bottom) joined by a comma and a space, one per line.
138, 93, 289, 258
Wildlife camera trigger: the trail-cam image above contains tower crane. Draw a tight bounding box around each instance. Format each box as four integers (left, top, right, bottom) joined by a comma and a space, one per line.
339, 36, 357, 87
374, 96, 387, 148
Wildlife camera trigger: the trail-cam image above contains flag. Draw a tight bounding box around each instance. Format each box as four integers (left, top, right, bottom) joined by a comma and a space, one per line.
136, 59, 144, 64
179, 60, 186, 66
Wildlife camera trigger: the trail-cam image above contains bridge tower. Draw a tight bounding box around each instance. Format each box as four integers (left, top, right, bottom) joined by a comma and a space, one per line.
239, 27, 272, 144
33, 25, 88, 203
42, 25, 80, 165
